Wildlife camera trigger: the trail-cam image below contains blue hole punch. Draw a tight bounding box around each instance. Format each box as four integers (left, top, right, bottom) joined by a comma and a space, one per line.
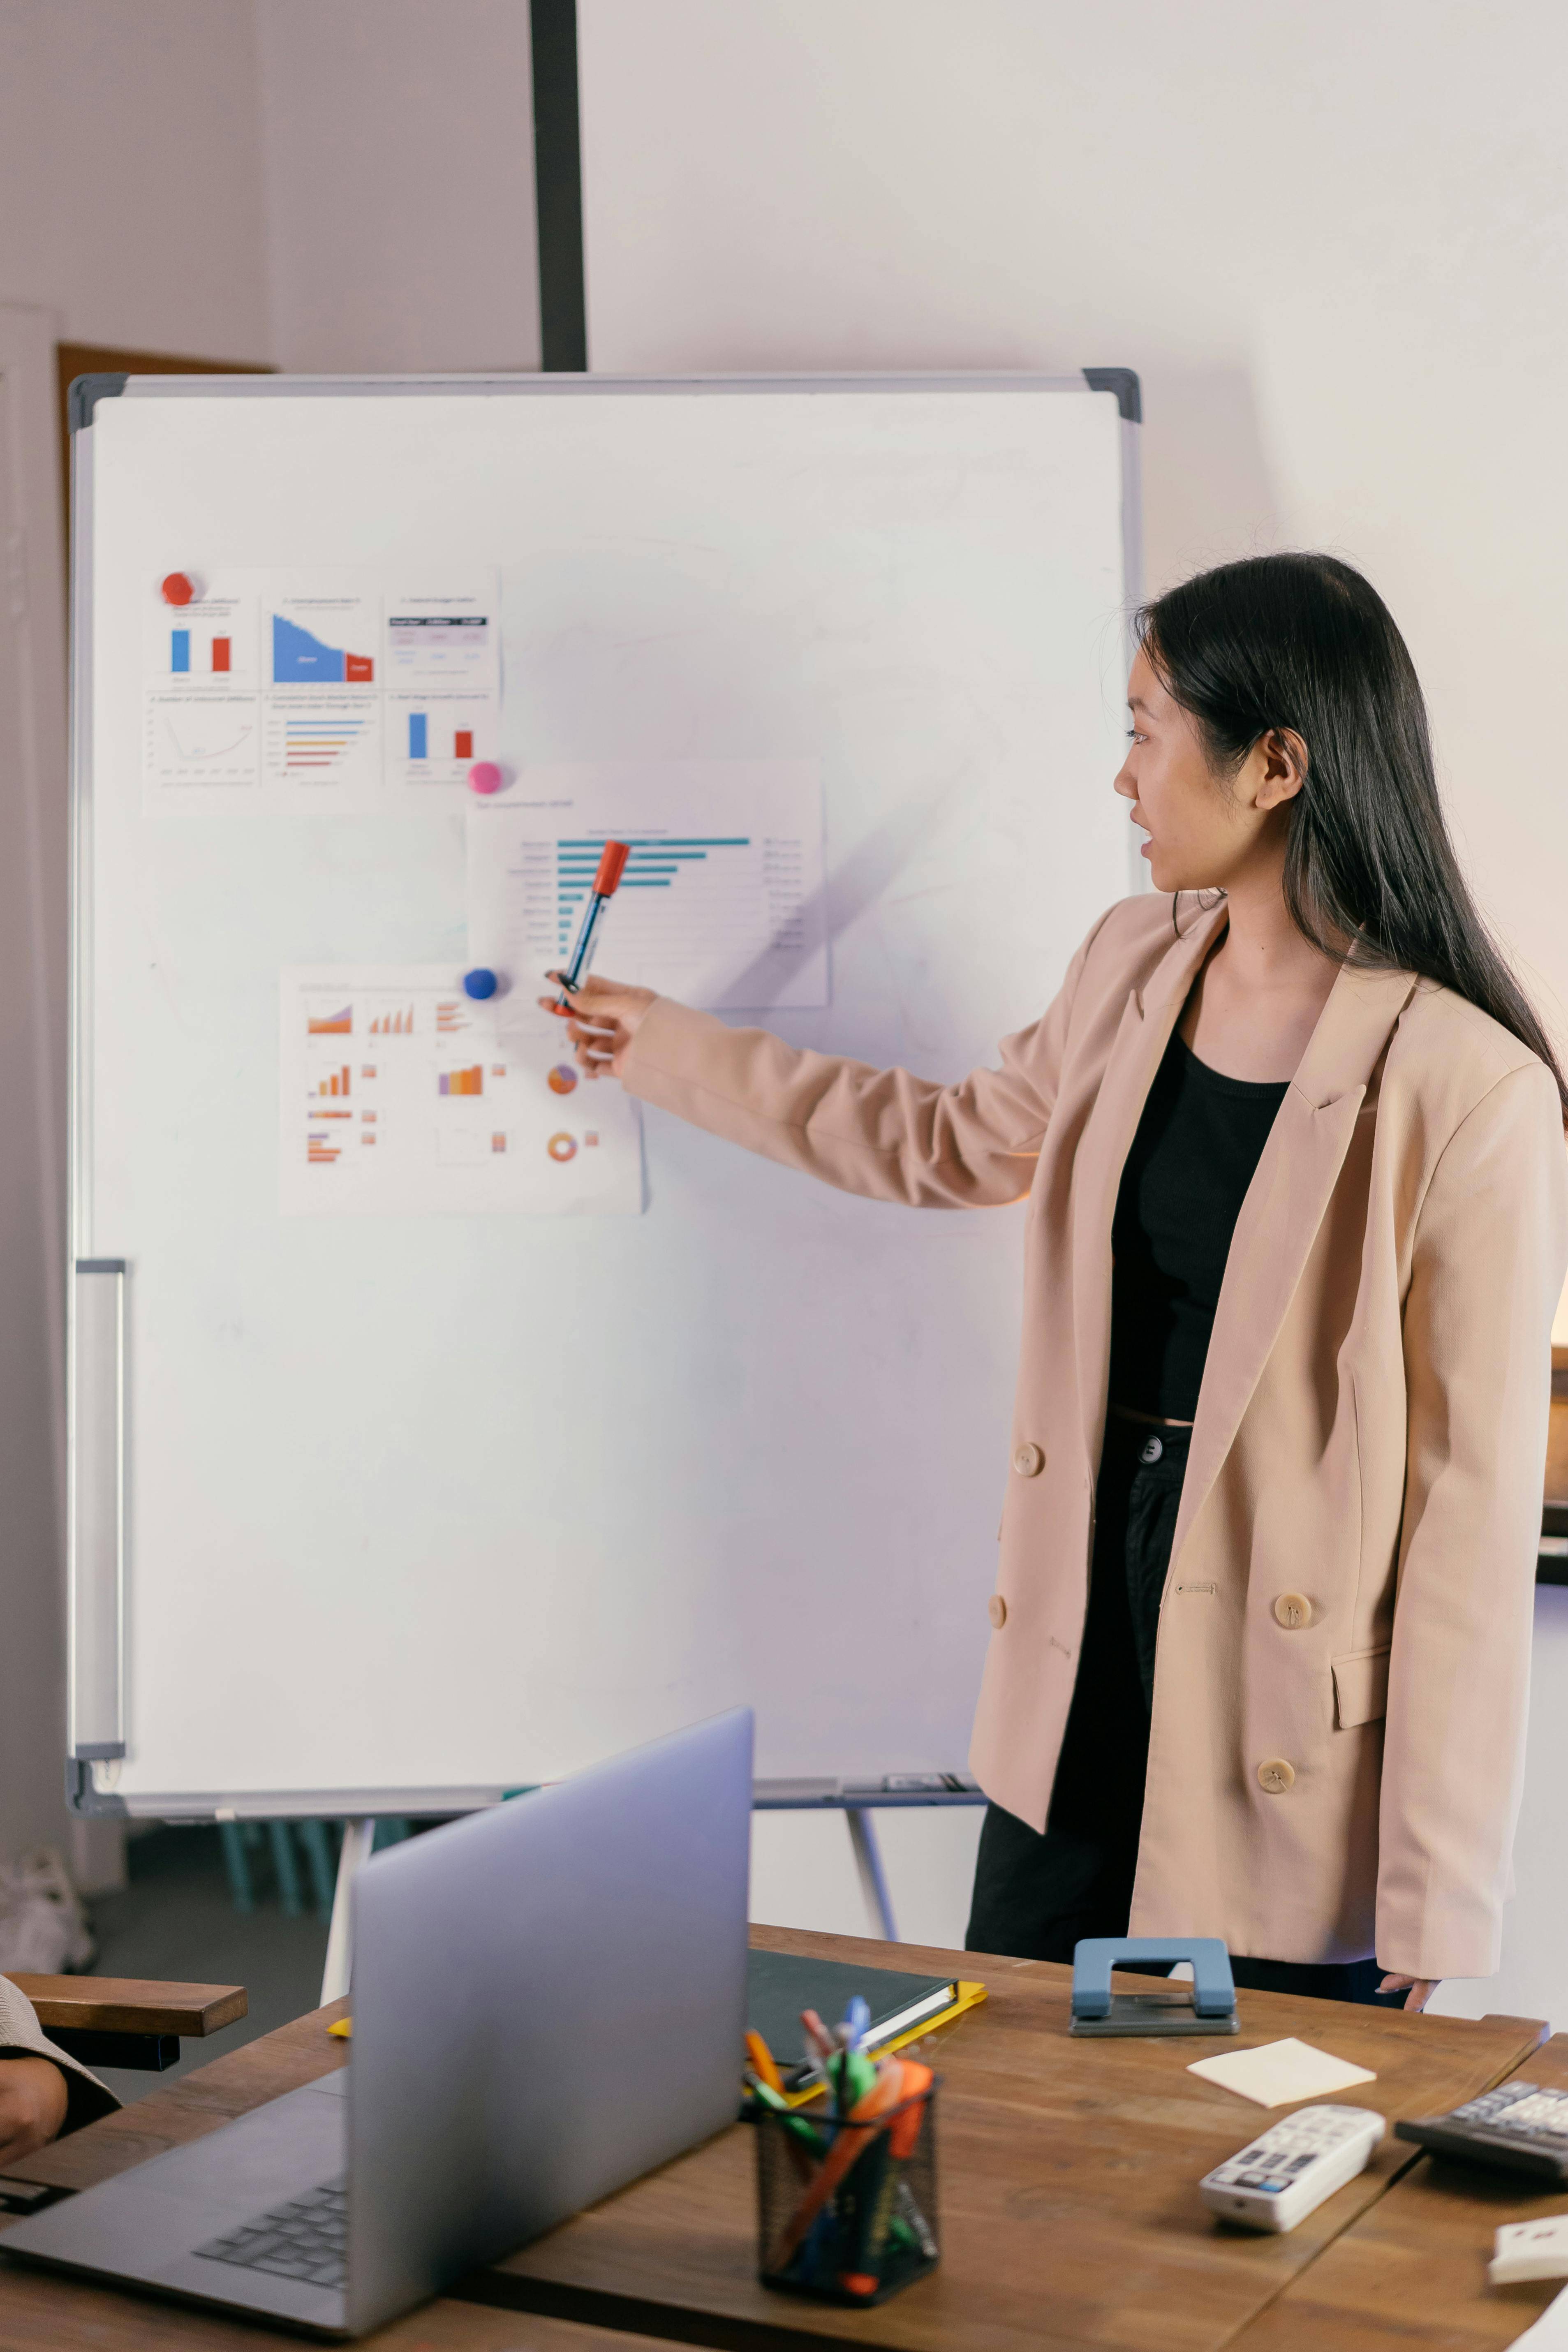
462, 968, 499, 1001
1070, 1937, 1238, 2038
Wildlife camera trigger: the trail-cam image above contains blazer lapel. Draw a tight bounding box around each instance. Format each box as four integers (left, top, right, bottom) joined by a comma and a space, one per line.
1071, 902, 1228, 1467
1167, 961, 1418, 1569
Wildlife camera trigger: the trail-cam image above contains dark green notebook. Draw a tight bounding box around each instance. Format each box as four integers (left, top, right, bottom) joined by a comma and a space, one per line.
747, 1949, 957, 2077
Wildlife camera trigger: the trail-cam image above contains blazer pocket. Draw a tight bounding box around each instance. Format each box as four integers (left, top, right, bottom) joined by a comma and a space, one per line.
1333, 1646, 1391, 1730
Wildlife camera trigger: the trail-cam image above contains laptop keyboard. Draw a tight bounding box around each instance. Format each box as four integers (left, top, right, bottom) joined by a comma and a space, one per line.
194, 2179, 347, 2292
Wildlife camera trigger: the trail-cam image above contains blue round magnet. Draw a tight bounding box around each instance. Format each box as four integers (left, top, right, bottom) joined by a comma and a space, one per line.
462, 967, 499, 1001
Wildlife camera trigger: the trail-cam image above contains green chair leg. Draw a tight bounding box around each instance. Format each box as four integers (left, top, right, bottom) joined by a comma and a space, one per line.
220, 1820, 254, 1914
268, 1821, 303, 1917
298, 1820, 336, 1922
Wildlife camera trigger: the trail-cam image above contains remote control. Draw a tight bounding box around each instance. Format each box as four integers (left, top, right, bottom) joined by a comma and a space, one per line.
1200, 2104, 1385, 2232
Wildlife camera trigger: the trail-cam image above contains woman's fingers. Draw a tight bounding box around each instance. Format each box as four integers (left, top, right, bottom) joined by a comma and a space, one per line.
532, 973, 658, 1079
1378, 1973, 1438, 2011
537, 972, 657, 1031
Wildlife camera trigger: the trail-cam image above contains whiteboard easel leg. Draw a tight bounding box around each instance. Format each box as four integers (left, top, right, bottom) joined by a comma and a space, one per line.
320, 1819, 375, 2006
845, 1808, 898, 1942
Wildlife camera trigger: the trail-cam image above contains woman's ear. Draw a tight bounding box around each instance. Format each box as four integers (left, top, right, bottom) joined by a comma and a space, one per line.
1255, 727, 1309, 812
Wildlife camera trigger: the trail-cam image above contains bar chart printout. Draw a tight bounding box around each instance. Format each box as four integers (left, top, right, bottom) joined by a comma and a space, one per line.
281, 968, 642, 1216
387, 689, 497, 791
467, 762, 828, 1010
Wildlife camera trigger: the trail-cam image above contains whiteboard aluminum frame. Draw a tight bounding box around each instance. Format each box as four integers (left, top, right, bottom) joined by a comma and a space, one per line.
65, 367, 1142, 1821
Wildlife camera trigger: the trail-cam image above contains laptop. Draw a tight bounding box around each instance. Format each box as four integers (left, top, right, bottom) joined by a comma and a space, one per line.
2, 1707, 753, 2338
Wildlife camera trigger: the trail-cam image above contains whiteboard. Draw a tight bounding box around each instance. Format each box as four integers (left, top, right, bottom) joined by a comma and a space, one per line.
69, 373, 1139, 1815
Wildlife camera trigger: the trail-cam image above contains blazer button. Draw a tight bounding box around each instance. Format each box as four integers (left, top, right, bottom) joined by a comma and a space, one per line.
1012, 1442, 1044, 1477
1257, 1758, 1296, 1795
1273, 1592, 1313, 1629
988, 1594, 1007, 1629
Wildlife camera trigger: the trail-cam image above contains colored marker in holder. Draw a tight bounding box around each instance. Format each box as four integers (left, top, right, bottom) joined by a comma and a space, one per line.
553, 841, 631, 1009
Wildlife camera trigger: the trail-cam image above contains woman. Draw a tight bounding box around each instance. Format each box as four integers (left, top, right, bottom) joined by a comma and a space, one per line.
546, 554, 1568, 2011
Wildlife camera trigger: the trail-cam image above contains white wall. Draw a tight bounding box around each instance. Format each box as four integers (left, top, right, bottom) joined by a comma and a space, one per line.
578, 0, 1568, 1993
579, 0, 1568, 1033
0, 0, 271, 355
256, 0, 540, 372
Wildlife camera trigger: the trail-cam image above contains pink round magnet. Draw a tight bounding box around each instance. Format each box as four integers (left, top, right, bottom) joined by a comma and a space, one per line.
161, 571, 199, 607
467, 761, 504, 796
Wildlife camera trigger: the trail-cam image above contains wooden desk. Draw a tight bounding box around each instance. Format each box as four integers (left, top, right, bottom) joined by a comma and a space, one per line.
0, 1932, 1549, 2352
1231, 2030, 1568, 2349
471, 1926, 1548, 2352
0, 1997, 671, 2351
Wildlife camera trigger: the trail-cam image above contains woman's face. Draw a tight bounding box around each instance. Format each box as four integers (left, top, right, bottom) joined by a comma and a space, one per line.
1114, 646, 1301, 896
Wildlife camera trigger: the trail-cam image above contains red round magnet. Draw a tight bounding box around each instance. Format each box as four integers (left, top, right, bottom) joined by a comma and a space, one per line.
161, 572, 198, 606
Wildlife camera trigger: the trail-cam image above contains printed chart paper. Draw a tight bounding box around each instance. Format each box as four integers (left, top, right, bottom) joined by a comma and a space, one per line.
280, 967, 641, 1216
467, 762, 828, 1010
143, 571, 500, 812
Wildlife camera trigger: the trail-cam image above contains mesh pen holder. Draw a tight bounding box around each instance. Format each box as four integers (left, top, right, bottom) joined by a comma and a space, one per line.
753, 2077, 939, 2307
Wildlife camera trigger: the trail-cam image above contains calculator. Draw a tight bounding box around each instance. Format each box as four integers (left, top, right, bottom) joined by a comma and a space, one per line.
1396, 2083, 1568, 2180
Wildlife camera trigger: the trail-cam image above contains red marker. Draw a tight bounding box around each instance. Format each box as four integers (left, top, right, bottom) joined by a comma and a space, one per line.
553, 841, 631, 1009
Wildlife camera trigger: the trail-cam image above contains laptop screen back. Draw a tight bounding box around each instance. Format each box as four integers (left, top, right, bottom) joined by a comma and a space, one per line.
344, 1707, 752, 2335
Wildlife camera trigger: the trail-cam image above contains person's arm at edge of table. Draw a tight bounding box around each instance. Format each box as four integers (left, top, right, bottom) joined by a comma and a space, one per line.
0, 1973, 120, 2165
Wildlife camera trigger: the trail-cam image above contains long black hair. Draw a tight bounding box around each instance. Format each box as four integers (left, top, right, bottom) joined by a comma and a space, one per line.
1139, 552, 1568, 1118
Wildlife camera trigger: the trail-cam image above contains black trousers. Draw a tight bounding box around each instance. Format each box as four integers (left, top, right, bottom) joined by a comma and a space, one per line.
965, 1415, 1403, 2007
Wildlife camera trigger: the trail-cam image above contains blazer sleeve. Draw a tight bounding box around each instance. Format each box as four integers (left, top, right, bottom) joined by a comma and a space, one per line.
617, 915, 1109, 1210
1376, 1059, 1568, 1980
0, 1973, 119, 2135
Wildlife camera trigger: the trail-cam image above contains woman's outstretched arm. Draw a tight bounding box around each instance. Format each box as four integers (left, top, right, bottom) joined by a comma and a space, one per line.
541, 911, 1112, 1211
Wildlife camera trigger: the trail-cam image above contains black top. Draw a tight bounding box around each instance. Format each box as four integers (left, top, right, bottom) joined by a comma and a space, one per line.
1107, 1033, 1288, 1423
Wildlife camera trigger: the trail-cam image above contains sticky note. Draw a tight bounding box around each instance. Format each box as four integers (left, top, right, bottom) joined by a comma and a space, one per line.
1186, 2037, 1377, 2107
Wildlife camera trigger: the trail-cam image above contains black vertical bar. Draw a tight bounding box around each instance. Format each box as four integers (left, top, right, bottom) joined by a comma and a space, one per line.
531, 0, 588, 372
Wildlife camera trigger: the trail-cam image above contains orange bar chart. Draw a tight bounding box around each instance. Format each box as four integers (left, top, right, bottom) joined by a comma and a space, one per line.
314, 1066, 351, 1098
438, 1066, 483, 1096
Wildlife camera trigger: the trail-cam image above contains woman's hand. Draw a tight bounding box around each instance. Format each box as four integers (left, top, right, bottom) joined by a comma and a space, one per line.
0, 2056, 69, 2165
1379, 1974, 1439, 2012
538, 972, 657, 1081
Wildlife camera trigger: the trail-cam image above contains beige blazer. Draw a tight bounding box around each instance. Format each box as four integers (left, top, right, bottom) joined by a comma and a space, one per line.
0, 1973, 117, 2133
622, 893, 1568, 1978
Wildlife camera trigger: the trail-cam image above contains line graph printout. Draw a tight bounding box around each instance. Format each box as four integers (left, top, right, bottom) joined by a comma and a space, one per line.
280, 967, 642, 1216
143, 692, 261, 789
467, 763, 828, 1010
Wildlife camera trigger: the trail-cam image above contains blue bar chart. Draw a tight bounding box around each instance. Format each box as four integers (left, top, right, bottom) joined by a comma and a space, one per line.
554, 838, 754, 956
468, 763, 827, 1010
